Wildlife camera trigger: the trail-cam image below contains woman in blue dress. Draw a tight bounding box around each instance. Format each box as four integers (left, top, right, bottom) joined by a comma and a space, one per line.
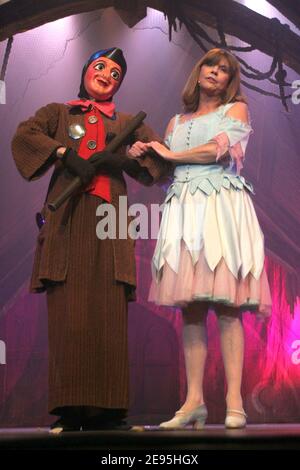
129, 48, 272, 429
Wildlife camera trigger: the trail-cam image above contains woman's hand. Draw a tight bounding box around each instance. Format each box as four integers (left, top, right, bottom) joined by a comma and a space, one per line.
127, 141, 149, 159
128, 140, 176, 161
147, 141, 175, 160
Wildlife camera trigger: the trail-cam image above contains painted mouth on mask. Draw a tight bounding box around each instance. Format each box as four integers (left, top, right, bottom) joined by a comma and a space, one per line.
96, 78, 109, 86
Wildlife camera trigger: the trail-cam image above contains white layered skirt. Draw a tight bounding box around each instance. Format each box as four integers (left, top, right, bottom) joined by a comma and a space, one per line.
149, 167, 272, 317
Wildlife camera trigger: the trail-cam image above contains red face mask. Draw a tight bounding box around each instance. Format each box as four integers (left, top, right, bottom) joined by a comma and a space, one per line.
84, 57, 123, 101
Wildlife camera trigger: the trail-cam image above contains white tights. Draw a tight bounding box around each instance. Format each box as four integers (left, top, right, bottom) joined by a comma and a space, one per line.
180, 302, 244, 413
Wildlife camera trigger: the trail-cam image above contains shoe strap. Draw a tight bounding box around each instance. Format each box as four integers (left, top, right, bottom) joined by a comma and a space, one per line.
175, 404, 206, 416
227, 409, 247, 417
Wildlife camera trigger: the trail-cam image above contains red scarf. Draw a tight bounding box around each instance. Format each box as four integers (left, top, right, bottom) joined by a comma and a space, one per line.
68, 105, 112, 202
67, 99, 115, 118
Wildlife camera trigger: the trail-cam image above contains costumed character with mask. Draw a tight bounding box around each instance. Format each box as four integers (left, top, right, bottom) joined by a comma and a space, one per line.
12, 48, 171, 432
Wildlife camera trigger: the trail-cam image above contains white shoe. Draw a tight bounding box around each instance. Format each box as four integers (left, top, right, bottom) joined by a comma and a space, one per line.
159, 404, 208, 430
225, 409, 247, 429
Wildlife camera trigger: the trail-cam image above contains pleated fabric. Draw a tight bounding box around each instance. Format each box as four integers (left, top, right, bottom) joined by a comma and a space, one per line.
149, 183, 272, 317
150, 103, 272, 317
47, 194, 129, 415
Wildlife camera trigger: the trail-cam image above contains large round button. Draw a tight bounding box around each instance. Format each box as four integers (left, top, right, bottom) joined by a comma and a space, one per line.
88, 115, 98, 124
87, 140, 97, 150
68, 123, 86, 140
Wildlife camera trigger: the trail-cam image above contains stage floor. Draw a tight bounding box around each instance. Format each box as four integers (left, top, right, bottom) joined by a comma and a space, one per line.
0, 424, 300, 451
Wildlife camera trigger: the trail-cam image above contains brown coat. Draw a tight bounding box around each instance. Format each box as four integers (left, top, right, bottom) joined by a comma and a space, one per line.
12, 103, 173, 413
12, 103, 171, 296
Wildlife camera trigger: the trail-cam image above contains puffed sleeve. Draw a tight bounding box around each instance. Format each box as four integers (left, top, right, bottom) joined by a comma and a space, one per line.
164, 114, 180, 149
210, 113, 253, 174
164, 132, 173, 149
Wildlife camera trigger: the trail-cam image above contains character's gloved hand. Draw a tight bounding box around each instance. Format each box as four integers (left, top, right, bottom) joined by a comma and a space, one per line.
61, 148, 96, 185
90, 150, 154, 185
89, 150, 128, 173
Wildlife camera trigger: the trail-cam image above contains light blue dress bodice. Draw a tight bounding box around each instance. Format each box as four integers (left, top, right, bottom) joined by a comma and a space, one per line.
164, 103, 254, 200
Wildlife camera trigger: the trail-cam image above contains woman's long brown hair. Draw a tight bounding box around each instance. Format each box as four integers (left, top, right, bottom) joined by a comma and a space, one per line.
182, 48, 247, 113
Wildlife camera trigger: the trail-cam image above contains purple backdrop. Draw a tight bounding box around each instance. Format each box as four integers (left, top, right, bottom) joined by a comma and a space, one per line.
0, 7, 300, 426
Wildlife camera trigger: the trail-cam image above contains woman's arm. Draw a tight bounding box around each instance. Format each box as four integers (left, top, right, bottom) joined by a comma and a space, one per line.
120, 115, 173, 184
146, 102, 250, 164
146, 140, 218, 163
127, 115, 176, 159
128, 112, 217, 164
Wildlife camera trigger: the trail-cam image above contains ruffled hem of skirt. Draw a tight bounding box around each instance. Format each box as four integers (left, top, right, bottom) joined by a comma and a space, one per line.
149, 247, 272, 318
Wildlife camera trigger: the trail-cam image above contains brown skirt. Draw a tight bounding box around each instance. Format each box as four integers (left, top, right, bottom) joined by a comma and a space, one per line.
46, 194, 129, 415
